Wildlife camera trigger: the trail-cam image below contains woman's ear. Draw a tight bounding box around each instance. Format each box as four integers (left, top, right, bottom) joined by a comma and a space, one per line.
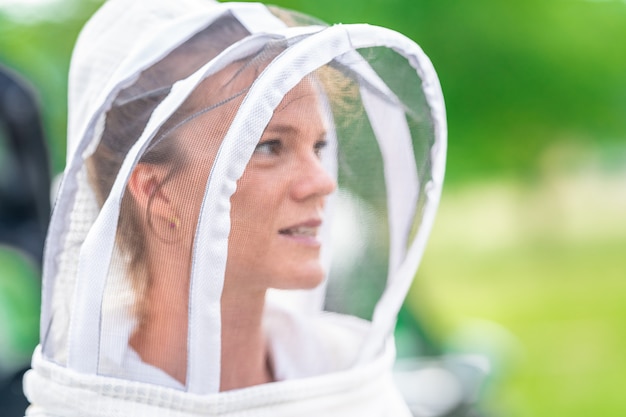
127, 163, 172, 219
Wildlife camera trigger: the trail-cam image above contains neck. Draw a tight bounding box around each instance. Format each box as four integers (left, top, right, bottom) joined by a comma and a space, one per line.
130, 246, 273, 390
219, 283, 272, 391
129, 247, 190, 385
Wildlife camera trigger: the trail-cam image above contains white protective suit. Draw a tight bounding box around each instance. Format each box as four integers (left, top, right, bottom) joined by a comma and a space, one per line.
23, 0, 447, 416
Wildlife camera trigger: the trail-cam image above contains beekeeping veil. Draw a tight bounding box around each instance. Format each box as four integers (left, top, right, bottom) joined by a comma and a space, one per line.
24, 0, 446, 415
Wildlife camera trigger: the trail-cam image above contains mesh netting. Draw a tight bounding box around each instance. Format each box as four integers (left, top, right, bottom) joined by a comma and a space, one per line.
38, 0, 445, 397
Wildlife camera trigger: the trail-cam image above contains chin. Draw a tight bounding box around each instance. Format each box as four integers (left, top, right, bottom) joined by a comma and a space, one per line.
272, 263, 325, 290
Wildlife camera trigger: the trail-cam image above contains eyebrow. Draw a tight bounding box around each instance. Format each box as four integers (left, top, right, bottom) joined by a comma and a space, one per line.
264, 123, 299, 136
264, 123, 327, 140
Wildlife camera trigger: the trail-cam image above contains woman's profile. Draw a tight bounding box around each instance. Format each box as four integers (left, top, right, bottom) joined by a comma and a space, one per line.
24, 0, 447, 415
92, 61, 336, 389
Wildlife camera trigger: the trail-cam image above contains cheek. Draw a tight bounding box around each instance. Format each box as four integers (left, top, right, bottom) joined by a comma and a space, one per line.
231, 169, 283, 227
225, 204, 267, 289
227, 173, 284, 276
230, 179, 277, 243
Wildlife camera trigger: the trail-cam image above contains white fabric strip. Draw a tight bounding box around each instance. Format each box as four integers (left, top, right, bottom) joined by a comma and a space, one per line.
185, 24, 356, 394
358, 73, 419, 280
331, 48, 418, 277
66, 77, 198, 375
342, 25, 447, 364
66, 33, 283, 375
43, 2, 235, 353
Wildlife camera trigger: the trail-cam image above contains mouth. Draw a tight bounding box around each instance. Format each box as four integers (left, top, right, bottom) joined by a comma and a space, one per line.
278, 219, 322, 244
278, 226, 319, 237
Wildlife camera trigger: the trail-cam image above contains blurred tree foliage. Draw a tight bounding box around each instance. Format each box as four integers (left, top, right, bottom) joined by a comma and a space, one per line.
273, 0, 626, 181
1, 0, 625, 179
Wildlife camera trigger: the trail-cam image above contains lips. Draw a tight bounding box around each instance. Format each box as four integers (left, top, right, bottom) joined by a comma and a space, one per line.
278, 219, 322, 241
279, 226, 318, 237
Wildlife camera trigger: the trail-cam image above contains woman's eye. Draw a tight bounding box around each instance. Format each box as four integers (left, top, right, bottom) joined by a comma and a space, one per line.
314, 140, 327, 158
254, 139, 281, 156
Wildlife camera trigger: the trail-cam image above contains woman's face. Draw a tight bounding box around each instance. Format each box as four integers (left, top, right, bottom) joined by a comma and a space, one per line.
229, 78, 336, 290
169, 76, 336, 292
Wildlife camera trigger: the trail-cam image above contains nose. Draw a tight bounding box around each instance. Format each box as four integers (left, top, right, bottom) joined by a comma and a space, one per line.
290, 155, 336, 202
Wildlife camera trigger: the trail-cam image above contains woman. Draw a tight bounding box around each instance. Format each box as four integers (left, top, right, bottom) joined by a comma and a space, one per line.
93, 64, 336, 390
24, 0, 447, 415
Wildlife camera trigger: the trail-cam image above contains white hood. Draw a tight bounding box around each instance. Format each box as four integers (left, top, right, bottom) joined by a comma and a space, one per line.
24, 0, 447, 415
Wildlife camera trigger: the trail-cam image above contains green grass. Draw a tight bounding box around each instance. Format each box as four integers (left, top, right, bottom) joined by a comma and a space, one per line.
408, 177, 626, 417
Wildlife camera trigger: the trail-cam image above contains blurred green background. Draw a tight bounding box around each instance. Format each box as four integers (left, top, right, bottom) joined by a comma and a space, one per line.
1, 0, 625, 415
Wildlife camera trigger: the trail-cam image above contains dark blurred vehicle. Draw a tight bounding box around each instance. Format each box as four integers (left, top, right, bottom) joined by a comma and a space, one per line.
0, 64, 50, 417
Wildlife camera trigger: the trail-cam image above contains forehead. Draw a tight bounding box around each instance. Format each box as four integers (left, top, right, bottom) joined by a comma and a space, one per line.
174, 72, 326, 141
269, 76, 327, 130
275, 76, 320, 112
